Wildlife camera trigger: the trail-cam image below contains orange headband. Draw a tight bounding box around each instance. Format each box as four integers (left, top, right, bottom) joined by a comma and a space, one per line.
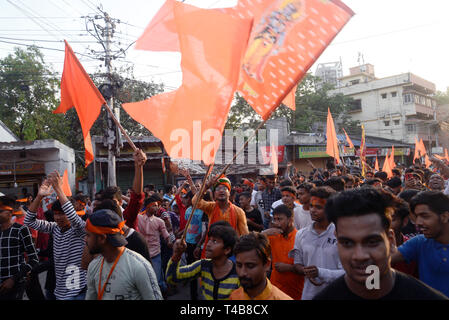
0, 205, 14, 211
86, 219, 125, 235
282, 191, 296, 198
16, 198, 29, 203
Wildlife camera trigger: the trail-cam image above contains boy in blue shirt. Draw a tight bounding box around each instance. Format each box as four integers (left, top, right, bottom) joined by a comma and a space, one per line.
392, 191, 449, 297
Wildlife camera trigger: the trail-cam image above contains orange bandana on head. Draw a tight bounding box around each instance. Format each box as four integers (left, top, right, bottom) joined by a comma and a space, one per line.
0, 205, 13, 211
281, 191, 296, 199
86, 219, 126, 235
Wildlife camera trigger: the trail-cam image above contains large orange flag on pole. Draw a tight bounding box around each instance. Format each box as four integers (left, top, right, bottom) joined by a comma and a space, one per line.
123, 2, 253, 165
136, 0, 354, 121
62, 169, 72, 197
413, 137, 420, 164
375, 156, 379, 172
54, 40, 105, 167
326, 108, 340, 164
382, 151, 393, 178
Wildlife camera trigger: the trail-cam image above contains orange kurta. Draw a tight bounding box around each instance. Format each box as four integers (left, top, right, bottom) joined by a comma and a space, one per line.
192, 196, 249, 237
229, 279, 292, 300
268, 228, 304, 300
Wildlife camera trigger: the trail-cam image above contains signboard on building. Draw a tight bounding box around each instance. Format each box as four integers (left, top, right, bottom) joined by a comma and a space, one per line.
379, 148, 410, 157
356, 148, 379, 157
0, 163, 45, 175
340, 146, 355, 157
432, 147, 443, 154
297, 146, 328, 159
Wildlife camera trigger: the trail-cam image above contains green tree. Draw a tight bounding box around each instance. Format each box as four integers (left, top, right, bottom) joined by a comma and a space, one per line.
436, 87, 449, 105
0, 46, 69, 141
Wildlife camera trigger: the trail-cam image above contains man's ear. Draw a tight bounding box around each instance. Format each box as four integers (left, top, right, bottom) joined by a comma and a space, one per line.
441, 211, 449, 224
98, 234, 108, 245
387, 228, 396, 250
264, 258, 271, 273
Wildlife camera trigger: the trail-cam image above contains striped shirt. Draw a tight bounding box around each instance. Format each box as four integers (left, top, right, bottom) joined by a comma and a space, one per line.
24, 201, 87, 300
166, 258, 240, 300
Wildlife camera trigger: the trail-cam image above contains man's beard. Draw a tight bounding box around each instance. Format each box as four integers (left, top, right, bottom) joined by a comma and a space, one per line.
239, 277, 255, 290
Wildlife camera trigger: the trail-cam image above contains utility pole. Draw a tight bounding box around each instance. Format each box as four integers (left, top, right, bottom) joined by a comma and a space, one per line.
104, 12, 117, 187
85, 10, 125, 188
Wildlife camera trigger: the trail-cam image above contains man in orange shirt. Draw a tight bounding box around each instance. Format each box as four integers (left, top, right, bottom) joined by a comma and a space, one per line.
262, 204, 303, 299
192, 176, 248, 258
230, 232, 292, 300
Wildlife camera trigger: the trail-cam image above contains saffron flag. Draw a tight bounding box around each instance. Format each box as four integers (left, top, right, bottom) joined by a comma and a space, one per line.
390, 146, 396, 169
326, 108, 340, 164
62, 169, 72, 197
382, 151, 393, 178
270, 144, 279, 175
236, 0, 354, 120
425, 154, 432, 169
419, 139, 427, 157
123, 2, 253, 165
413, 137, 420, 163
343, 128, 354, 149
136, 0, 354, 121
360, 124, 367, 176
375, 156, 379, 172
282, 85, 297, 111
54, 40, 105, 167
445, 148, 449, 162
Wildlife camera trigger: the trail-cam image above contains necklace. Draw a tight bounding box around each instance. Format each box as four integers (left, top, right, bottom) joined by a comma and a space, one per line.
97, 247, 125, 300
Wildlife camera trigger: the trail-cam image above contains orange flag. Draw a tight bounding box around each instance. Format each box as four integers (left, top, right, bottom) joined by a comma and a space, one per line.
137, 0, 354, 121
123, 2, 253, 165
343, 128, 354, 149
445, 148, 449, 162
413, 137, 420, 163
62, 169, 72, 197
390, 146, 396, 169
237, 0, 354, 120
382, 151, 393, 178
270, 144, 278, 175
425, 154, 432, 168
282, 85, 297, 111
54, 40, 105, 167
375, 156, 379, 172
326, 108, 340, 164
419, 139, 427, 157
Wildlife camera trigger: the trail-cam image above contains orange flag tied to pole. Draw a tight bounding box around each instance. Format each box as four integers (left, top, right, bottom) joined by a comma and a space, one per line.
375, 156, 379, 172
419, 139, 427, 157
343, 128, 354, 149
382, 151, 393, 178
123, 2, 253, 165
54, 40, 105, 167
425, 154, 432, 169
326, 108, 340, 164
413, 137, 420, 164
236, 0, 354, 120
137, 0, 354, 121
390, 146, 396, 169
62, 169, 72, 197
445, 148, 449, 162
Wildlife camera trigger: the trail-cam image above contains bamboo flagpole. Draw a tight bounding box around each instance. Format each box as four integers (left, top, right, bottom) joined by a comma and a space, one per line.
103, 102, 138, 152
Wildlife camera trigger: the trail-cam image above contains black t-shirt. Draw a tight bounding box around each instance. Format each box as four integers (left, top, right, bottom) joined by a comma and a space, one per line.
313, 271, 448, 300
244, 208, 263, 232
125, 229, 152, 263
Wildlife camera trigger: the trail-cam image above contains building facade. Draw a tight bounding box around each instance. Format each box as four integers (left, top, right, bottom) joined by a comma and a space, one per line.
329, 64, 438, 150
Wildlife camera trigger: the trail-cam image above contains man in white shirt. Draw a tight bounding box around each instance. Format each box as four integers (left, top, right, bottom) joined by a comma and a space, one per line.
289, 186, 345, 300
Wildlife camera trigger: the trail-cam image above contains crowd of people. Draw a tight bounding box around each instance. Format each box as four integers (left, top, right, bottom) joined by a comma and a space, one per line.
0, 149, 448, 300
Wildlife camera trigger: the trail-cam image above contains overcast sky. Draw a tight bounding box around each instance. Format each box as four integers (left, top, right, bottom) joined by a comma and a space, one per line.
1, 0, 449, 91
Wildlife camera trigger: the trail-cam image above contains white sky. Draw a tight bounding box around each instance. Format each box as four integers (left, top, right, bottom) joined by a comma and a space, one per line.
1, 0, 449, 92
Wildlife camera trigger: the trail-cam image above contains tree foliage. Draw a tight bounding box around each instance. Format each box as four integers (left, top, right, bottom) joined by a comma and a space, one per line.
0, 46, 69, 141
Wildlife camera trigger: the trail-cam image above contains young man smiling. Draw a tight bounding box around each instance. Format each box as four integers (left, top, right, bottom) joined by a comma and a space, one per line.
391, 191, 449, 297
314, 188, 447, 300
